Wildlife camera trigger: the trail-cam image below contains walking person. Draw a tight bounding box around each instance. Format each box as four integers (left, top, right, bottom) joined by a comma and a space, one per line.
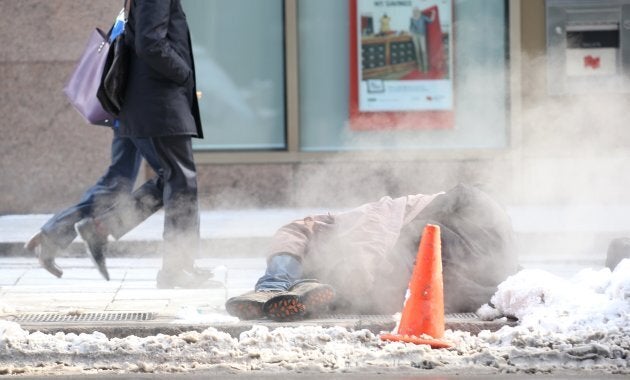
25, 5, 165, 280
77, 0, 212, 288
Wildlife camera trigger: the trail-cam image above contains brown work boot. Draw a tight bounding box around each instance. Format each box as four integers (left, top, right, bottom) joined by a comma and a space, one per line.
225, 290, 282, 320
262, 292, 305, 321
263, 281, 335, 321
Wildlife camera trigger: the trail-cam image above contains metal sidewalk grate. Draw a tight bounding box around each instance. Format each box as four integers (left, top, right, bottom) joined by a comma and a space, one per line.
15, 312, 156, 323
446, 313, 478, 319
320, 315, 394, 320
317, 313, 477, 320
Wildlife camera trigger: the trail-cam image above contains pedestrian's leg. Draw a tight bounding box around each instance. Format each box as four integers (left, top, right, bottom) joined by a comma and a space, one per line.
41, 134, 141, 248
151, 135, 211, 288
77, 174, 163, 280
98, 137, 165, 239
152, 136, 199, 250
28, 133, 141, 278
75, 136, 157, 280
95, 176, 164, 240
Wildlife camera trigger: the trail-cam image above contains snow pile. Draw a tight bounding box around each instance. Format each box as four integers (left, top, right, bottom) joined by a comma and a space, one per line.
473, 259, 630, 372
0, 260, 628, 376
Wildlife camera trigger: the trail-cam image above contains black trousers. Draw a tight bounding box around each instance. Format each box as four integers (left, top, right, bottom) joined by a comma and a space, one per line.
99, 135, 200, 271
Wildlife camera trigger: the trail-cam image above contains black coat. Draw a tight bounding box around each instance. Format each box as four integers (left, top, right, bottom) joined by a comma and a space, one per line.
119, 0, 203, 138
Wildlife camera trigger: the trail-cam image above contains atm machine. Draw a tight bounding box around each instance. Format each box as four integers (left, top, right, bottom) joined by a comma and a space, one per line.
546, 0, 630, 95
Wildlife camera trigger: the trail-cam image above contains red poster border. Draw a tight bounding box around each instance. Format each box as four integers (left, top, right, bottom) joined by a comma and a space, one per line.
349, 0, 455, 131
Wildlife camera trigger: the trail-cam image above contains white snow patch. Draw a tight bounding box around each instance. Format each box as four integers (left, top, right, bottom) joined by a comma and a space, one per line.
0, 259, 628, 376
174, 305, 239, 324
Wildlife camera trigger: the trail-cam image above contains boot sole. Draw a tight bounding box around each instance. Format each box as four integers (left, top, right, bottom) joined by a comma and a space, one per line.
263, 285, 335, 321
301, 285, 335, 316
225, 299, 266, 320
263, 294, 306, 321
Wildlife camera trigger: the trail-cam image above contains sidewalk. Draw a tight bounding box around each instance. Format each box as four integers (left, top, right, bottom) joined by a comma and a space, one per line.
0, 255, 512, 338
0, 205, 625, 337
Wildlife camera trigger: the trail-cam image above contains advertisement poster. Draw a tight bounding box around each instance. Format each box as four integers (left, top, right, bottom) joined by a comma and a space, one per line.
349, 0, 454, 130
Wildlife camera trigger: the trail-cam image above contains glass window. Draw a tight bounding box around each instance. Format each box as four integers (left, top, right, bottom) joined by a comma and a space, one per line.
298, 0, 509, 151
183, 0, 286, 150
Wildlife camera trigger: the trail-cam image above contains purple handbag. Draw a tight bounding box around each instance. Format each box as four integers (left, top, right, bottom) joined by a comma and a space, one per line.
63, 28, 115, 126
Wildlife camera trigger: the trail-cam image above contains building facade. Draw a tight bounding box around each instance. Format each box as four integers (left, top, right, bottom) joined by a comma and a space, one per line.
2, 0, 630, 214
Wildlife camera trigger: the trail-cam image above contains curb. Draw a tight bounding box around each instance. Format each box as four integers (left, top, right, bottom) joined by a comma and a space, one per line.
4, 231, 622, 259
0, 237, 272, 258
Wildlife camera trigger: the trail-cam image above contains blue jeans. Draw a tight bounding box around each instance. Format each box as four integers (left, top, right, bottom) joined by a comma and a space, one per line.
255, 254, 304, 291
41, 129, 155, 248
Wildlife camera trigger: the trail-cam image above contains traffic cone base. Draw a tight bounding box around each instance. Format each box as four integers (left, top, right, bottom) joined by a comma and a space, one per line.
379, 224, 452, 349
380, 333, 452, 349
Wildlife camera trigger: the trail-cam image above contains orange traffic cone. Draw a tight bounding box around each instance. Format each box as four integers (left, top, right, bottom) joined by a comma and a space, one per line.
380, 224, 452, 349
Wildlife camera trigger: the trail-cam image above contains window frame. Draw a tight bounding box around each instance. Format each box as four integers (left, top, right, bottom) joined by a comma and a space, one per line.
193, 0, 519, 166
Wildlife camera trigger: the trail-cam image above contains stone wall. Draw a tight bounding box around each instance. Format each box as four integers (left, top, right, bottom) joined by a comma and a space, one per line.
0, 1, 120, 213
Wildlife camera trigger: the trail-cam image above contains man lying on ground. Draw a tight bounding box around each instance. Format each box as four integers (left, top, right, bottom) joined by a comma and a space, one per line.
226, 184, 520, 321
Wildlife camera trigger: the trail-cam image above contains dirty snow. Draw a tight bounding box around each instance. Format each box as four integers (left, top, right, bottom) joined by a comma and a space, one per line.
0, 260, 628, 376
